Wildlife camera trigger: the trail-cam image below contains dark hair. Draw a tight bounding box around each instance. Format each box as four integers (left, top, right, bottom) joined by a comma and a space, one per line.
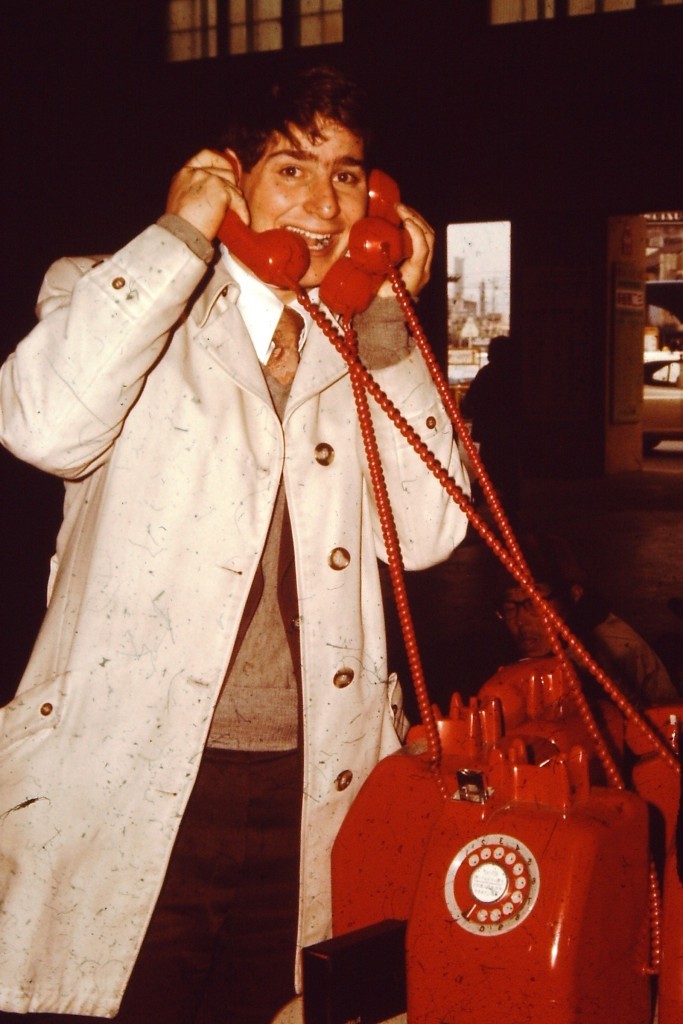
487, 335, 514, 362
219, 65, 371, 170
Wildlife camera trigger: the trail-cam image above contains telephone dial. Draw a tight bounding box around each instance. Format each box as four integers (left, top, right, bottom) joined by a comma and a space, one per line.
216, 166, 412, 318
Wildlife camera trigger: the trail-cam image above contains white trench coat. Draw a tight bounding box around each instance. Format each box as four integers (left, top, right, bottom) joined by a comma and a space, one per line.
0, 224, 468, 1016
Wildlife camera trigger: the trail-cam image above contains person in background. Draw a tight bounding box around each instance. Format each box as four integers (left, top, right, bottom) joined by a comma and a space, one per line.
496, 530, 680, 710
0, 65, 469, 1023
460, 334, 522, 517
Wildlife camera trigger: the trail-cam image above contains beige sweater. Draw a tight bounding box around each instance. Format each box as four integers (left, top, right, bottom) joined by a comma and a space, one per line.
208, 299, 412, 750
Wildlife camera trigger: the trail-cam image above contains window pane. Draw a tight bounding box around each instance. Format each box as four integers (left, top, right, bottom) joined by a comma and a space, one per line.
490, 1, 520, 24
489, 1, 554, 24
167, 0, 196, 32
254, 0, 282, 18
229, 0, 247, 54
489, 0, 673, 20
230, 25, 248, 53
446, 221, 511, 346
322, 11, 343, 41
167, 0, 217, 61
300, 11, 343, 45
526, 0, 551, 16
166, 0, 215, 29
166, 0, 344, 60
300, 15, 319, 45
253, 19, 283, 50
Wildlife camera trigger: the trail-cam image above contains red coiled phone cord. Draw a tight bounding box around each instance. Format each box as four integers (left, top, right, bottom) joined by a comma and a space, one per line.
298, 280, 678, 782
295, 289, 450, 798
384, 275, 670, 972
298, 278, 675, 972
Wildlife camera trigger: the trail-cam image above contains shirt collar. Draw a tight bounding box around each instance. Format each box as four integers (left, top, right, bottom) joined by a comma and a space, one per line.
219, 244, 314, 364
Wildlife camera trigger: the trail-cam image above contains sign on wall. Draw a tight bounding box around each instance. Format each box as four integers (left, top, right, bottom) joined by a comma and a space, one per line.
611, 263, 645, 424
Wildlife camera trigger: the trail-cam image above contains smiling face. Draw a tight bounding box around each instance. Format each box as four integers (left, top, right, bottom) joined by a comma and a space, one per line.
236, 118, 368, 291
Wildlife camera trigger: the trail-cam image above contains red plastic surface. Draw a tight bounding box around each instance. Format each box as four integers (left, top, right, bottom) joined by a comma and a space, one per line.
331, 712, 653, 1024
406, 782, 650, 1024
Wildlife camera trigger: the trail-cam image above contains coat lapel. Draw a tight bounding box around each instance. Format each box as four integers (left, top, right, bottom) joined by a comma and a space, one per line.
188, 262, 273, 405
186, 262, 349, 410
287, 314, 349, 415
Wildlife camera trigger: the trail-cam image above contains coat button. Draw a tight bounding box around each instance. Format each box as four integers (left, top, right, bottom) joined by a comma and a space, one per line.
112, 277, 126, 290
426, 415, 437, 429
328, 547, 350, 570
333, 668, 355, 688
335, 770, 353, 791
40, 703, 53, 717
314, 442, 335, 466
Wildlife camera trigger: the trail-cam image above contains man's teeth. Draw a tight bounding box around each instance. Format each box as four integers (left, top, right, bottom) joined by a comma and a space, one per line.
288, 227, 332, 250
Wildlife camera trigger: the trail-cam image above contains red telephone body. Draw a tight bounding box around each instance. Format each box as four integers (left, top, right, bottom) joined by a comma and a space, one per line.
216, 166, 411, 315
629, 704, 683, 1023
331, 704, 652, 1024
404, 752, 650, 1024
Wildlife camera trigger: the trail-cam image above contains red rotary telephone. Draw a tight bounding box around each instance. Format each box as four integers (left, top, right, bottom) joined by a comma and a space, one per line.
216, 168, 412, 318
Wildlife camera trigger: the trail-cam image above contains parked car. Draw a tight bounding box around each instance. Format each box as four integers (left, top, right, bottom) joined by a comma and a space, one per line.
643, 350, 683, 453
646, 280, 683, 323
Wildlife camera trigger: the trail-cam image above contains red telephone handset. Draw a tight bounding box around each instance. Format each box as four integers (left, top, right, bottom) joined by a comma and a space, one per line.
319, 169, 413, 320
216, 207, 311, 291
216, 166, 412, 315
215, 152, 310, 289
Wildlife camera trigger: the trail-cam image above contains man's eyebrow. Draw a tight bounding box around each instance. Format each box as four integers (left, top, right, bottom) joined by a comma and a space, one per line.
336, 156, 366, 169
267, 147, 312, 162
266, 148, 365, 169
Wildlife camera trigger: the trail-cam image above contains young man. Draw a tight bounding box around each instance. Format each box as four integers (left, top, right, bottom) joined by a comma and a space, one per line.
0, 67, 469, 1022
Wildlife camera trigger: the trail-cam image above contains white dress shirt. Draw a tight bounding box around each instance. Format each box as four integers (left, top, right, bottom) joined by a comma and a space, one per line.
220, 246, 312, 363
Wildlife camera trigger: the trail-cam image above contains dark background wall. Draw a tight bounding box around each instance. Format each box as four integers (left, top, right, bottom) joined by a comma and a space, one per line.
1, 0, 681, 696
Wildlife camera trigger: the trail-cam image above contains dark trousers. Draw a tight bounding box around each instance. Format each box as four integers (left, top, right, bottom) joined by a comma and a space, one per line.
0, 747, 302, 1024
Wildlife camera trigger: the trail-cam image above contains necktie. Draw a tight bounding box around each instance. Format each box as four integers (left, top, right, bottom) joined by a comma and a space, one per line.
266, 306, 304, 386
